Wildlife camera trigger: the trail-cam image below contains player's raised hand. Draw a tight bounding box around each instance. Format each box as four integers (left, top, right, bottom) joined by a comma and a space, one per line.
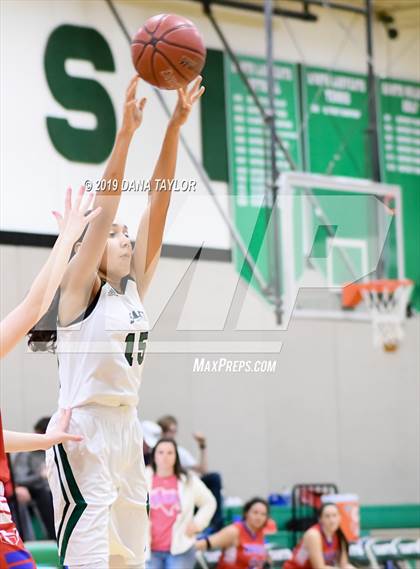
170, 76, 205, 128
43, 409, 83, 450
52, 186, 102, 244
122, 75, 147, 134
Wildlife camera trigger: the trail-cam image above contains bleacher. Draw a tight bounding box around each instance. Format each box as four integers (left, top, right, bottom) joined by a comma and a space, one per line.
25, 503, 420, 568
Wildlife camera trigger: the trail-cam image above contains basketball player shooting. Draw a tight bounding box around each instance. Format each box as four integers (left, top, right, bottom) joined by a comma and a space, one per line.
27, 75, 204, 569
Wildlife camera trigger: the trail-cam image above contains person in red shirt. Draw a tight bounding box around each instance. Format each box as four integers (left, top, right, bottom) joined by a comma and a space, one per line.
196, 497, 271, 569
0, 188, 100, 568
283, 503, 356, 569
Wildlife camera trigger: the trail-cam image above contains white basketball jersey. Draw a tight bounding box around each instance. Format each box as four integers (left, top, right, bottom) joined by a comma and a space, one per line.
56, 279, 149, 408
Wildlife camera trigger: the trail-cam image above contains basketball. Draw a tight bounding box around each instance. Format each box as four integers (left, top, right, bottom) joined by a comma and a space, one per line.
131, 14, 206, 90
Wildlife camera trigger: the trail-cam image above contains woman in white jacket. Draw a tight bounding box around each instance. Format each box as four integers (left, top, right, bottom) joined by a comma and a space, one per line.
146, 437, 217, 569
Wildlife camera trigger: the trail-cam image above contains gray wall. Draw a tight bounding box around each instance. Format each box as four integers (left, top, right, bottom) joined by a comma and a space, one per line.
1, 244, 419, 505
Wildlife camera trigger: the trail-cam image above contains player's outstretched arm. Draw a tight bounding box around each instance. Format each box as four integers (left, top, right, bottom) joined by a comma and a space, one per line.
0, 189, 101, 359
196, 524, 238, 551
131, 76, 205, 299
61, 77, 147, 307
3, 409, 82, 452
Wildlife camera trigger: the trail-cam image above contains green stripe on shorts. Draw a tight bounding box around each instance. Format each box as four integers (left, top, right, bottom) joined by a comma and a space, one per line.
57, 443, 88, 564
52, 445, 70, 547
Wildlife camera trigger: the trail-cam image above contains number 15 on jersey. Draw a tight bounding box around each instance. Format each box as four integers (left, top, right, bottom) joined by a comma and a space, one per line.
124, 331, 148, 367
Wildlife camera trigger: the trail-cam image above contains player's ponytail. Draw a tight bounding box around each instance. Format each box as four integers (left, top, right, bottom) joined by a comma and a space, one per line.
27, 289, 61, 352
27, 220, 91, 352
335, 525, 349, 556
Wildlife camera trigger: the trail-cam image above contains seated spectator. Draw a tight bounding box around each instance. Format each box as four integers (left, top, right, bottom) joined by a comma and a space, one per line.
196, 497, 272, 569
283, 503, 355, 569
146, 437, 216, 569
12, 417, 55, 539
157, 414, 224, 531
142, 420, 162, 466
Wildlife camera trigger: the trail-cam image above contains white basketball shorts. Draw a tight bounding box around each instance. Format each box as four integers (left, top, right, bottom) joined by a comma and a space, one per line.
46, 405, 149, 568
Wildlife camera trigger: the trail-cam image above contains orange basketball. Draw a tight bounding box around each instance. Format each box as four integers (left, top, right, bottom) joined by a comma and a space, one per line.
131, 14, 206, 90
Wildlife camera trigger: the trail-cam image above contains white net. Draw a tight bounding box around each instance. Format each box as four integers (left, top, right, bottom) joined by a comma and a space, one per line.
361, 282, 414, 351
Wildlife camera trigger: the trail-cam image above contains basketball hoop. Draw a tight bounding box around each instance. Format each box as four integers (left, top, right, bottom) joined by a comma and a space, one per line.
342, 279, 414, 352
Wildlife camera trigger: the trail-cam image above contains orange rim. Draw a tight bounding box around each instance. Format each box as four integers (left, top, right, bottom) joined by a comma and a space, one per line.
342, 279, 413, 308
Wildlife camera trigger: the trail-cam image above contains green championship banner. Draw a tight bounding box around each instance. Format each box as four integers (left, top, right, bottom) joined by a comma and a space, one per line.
377, 78, 420, 307
224, 54, 303, 288
225, 54, 302, 207
301, 66, 370, 178
223, 54, 419, 307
